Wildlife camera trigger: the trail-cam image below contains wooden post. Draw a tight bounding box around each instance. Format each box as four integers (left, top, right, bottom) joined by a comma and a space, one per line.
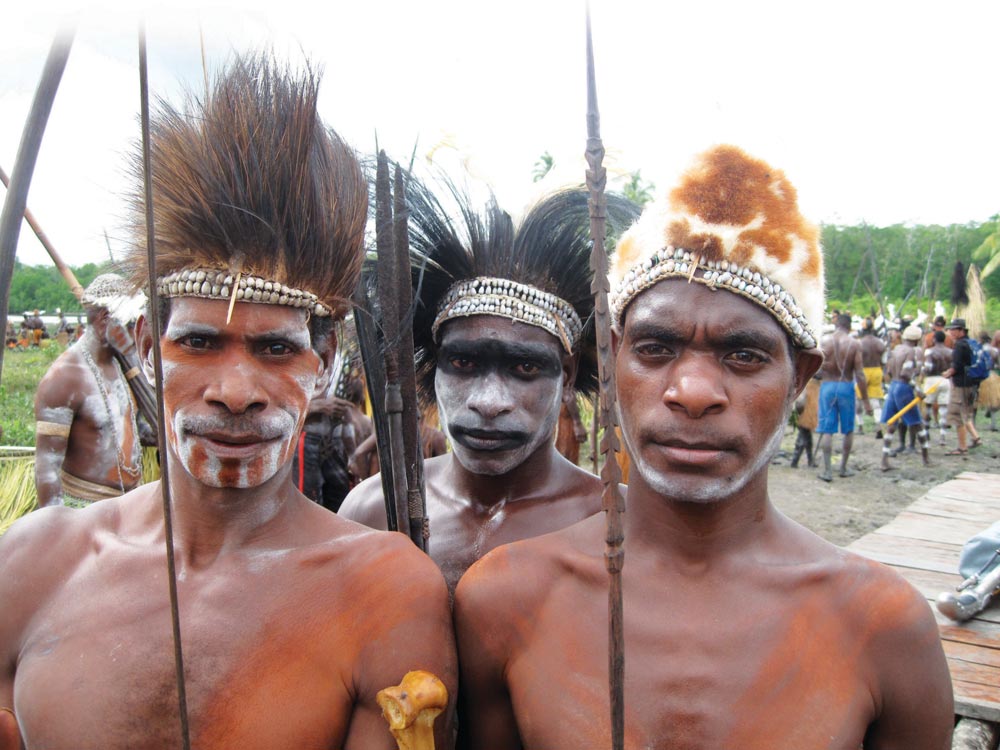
0, 29, 74, 383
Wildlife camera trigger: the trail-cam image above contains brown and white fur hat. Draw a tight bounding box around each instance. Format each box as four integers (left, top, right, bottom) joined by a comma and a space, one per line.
610, 145, 824, 350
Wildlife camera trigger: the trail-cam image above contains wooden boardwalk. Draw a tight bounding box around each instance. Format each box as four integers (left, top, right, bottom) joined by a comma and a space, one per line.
847, 471, 1000, 725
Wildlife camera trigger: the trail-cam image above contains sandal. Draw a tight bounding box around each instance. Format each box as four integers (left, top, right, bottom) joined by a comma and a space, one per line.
970, 438, 983, 449
945, 448, 967, 456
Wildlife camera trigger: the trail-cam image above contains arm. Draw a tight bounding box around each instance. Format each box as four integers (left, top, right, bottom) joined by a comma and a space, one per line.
453, 559, 524, 750
343, 538, 457, 750
33, 366, 80, 508
863, 579, 953, 749
348, 432, 378, 482
853, 347, 872, 413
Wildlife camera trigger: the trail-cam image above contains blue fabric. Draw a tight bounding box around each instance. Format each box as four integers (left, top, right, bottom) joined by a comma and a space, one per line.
818, 381, 856, 434
883, 380, 923, 427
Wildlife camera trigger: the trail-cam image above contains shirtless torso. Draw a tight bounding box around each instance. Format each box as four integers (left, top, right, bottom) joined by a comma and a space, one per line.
859, 332, 885, 368
457, 508, 949, 749
34, 322, 142, 506
820, 326, 867, 391
1, 484, 452, 749
341, 446, 600, 593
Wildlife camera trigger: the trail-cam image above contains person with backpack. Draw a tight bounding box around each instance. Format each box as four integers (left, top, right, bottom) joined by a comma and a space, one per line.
943, 318, 983, 454
976, 331, 1000, 431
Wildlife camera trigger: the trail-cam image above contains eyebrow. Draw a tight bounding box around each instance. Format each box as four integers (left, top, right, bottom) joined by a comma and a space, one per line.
166, 321, 311, 348
439, 339, 562, 367
627, 322, 783, 351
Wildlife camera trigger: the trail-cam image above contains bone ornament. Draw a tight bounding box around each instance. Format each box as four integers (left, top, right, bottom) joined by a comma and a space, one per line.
376, 670, 448, 750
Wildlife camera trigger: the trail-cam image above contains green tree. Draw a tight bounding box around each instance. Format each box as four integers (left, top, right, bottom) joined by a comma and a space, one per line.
532, 151, 554, 183
619, 170, 655, 208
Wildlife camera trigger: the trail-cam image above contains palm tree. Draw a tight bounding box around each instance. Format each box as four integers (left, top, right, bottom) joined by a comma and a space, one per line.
532, 151, 554, 183
972, 214, 1000, 279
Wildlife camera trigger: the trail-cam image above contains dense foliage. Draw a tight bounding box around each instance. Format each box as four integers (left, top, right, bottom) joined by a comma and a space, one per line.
6, 260, 109, 315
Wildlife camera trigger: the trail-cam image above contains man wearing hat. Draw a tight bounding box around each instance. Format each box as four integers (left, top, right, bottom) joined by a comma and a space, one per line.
880, 323, 925, 454
455, 146, 951, 748
33, 273, 143, 507
943, 318, 983, 454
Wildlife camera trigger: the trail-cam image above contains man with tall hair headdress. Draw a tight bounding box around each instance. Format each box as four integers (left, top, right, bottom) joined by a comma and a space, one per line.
340, 175, 638, 593
454, 145, 952, 748
0, 53, 455, 749
33, 272, 143, 507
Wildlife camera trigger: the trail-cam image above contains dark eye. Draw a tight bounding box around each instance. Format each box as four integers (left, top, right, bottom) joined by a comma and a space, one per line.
634, 342, 671, 358
449, 357, 476, 371
514, 361, 541, 376
182, 335, 210, 350
727, 350, 768, 366
262, 342, 295, 356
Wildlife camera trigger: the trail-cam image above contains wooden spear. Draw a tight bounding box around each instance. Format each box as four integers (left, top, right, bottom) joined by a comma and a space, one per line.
393, 165, 428, 551
138, 26, 191, 749
0, 28, 74, 383
0, 166, 84, 302
584, 9, 626, 750
375, 150, 411, 540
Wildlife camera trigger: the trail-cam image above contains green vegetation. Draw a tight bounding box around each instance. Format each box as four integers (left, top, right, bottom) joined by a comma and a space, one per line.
6, 259, 110, 315
0, 343, 62, 446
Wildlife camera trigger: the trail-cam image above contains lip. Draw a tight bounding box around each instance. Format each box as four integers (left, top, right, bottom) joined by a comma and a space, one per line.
191, 432, 281, 459
450, 427, 527, 453
652, 441, 729, 467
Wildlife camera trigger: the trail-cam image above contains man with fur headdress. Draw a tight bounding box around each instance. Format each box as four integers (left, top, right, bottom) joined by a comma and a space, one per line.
0, 55, 455, 749
340, 177, 637, 593
33, 273, 143, 507
454, 146, 952, 749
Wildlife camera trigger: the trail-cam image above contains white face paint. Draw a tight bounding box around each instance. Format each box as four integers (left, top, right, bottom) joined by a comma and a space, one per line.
156, 298, 320, 490
434, 316, 568, 477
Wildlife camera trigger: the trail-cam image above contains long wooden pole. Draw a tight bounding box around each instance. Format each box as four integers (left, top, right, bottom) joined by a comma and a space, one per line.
0, 166, 84, 302
584, 9, 626, 749
138, 26, 191, 749
0, 28, 74, 383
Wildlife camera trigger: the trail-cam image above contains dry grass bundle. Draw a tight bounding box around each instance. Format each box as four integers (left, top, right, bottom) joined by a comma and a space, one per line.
0, 455, 37, 536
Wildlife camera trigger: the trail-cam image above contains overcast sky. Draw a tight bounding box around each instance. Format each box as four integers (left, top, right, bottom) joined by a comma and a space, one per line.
4, 0, 999, 268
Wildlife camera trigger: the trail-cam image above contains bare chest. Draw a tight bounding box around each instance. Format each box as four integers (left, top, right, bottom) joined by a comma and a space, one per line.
507, 576, 875, 750
14, 552, 354, 749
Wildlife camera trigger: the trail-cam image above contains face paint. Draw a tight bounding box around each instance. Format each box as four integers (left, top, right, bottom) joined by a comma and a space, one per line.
434, 316, 567, 477
157, 298, 319, 490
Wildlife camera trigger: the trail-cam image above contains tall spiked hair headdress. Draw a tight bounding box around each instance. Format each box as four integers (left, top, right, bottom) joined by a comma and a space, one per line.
610, 145, 824, 349
123, 52, 367, 321
405, 173, 639, 405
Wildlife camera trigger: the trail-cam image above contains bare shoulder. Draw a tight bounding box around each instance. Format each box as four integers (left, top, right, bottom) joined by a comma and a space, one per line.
338, 473, 388, 528
34, 348, 89, 411
456, 513, 604, 629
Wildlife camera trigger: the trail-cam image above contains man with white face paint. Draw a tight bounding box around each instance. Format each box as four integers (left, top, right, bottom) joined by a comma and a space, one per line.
340, 177, 638, 593
0, 54, 455, 750
454, 146, 952, 749
33, 273, 143, 507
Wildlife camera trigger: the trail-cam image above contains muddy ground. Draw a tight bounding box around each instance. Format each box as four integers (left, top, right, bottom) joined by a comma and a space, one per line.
769, 414, 1000, 547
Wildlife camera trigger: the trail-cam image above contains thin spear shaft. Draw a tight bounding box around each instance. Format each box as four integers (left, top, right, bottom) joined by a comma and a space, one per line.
138, 27, 191, 750
375, 150, 410, 539
585, 9, 626, 750
0, 165, 85, 302
0, 28, 73, 383
393, 166, 427, 551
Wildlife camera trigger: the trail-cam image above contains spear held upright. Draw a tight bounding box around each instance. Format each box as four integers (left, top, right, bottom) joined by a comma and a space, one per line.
138, 26, 191, 750
584, 10, 626, 750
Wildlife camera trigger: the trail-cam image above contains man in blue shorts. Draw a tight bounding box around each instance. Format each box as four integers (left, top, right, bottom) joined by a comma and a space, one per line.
816, 313, 871, 481
881, 359, 931, 470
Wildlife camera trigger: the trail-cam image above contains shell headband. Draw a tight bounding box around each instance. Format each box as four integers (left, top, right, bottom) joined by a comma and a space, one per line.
155, 266, 332, 318
609, 145, 824, 350
432, 276, 583, 353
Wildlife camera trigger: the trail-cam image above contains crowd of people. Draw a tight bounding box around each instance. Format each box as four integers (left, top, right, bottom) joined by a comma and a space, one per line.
793, 311, 999, 481
0, 50, 967, 749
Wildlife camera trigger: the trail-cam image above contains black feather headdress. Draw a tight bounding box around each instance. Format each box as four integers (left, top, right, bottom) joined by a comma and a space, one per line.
124, 52, 367, 320
403, 172, 639, 405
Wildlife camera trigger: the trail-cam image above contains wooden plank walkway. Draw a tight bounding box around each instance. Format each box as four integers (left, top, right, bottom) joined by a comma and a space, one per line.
847, 471, 1000, 724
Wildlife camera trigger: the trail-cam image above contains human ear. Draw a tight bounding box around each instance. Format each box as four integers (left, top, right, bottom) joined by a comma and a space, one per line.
792, 348, 823, 397
134, 314, 155, 385
312, 327, 337, 395
561, 351, 580, 392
